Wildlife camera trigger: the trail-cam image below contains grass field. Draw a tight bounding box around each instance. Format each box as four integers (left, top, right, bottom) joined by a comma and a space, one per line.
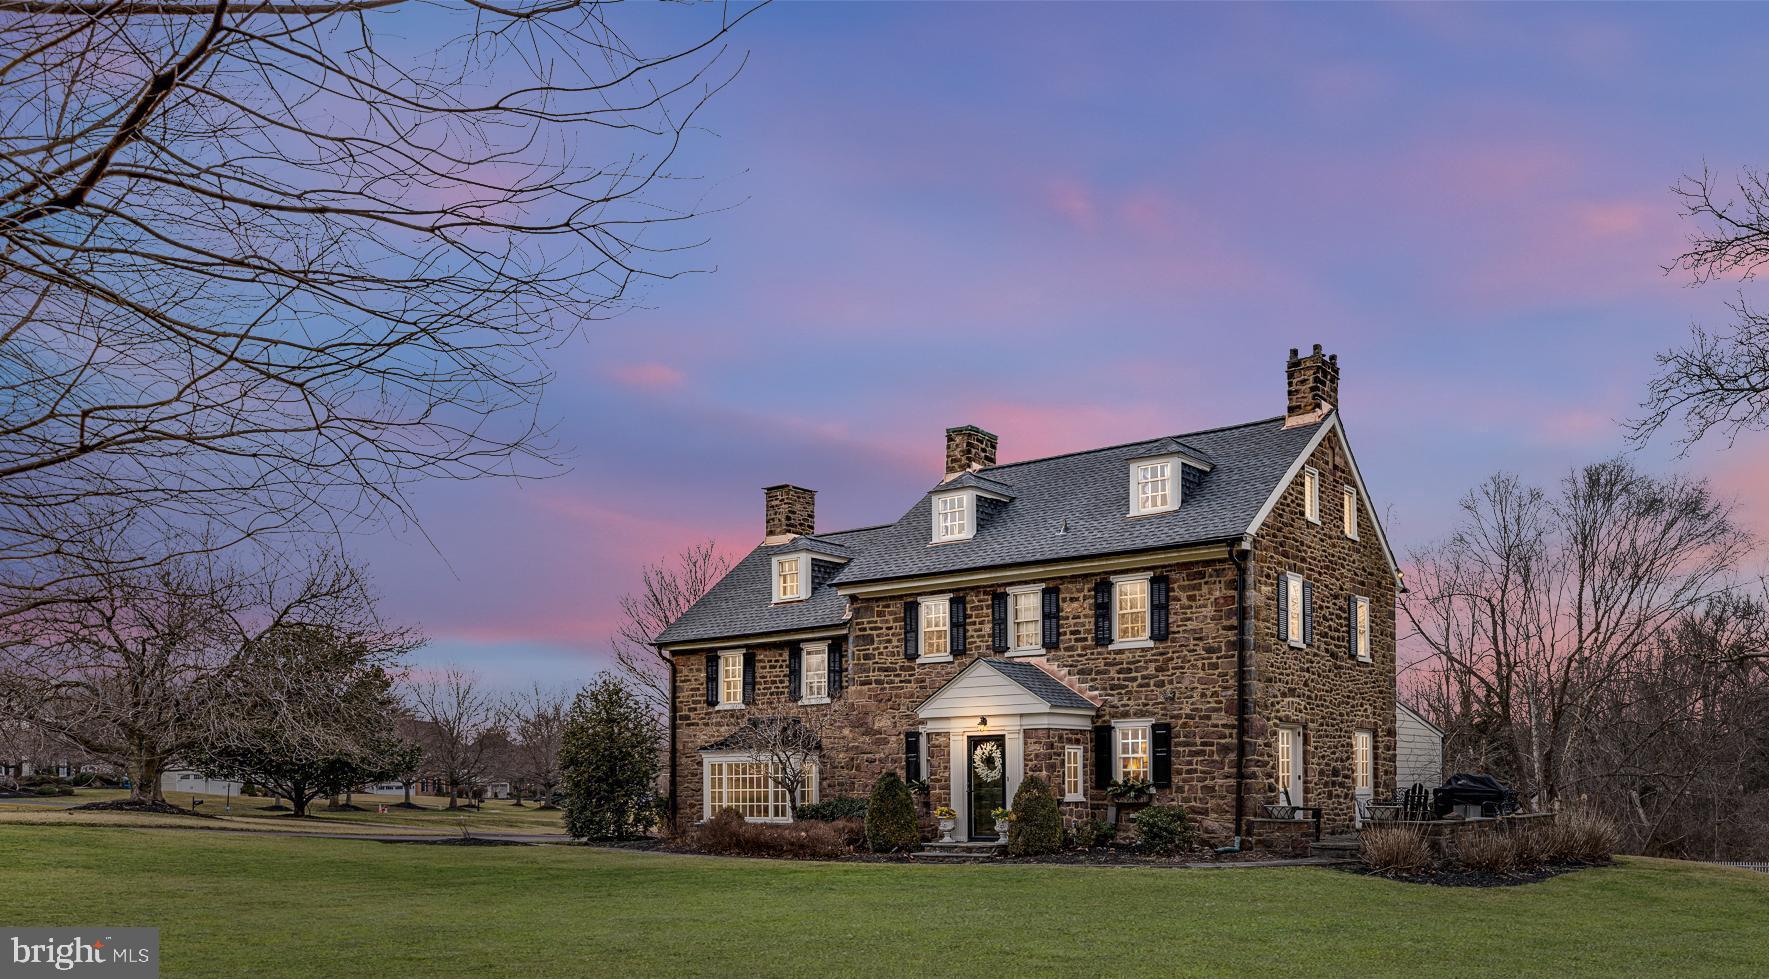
0, 788, 565, 836
3, 825, 1766, 978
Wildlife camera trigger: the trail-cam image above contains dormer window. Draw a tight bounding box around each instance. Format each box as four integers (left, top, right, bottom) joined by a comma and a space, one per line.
771, 553, 805, 603
1127, 455, 1180, 516
931, 490, 974, 543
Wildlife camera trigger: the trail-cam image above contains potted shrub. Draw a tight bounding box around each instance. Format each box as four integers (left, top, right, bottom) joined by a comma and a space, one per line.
933, 805, 958, 843
991, 806, 1013, 838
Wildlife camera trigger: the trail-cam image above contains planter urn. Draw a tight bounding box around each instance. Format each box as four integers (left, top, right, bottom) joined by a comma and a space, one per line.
937, 818, 957, 843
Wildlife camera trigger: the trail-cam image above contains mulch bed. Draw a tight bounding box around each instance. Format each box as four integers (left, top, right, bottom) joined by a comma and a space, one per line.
1358, 861, 1607, 888
67, 799, 212, 817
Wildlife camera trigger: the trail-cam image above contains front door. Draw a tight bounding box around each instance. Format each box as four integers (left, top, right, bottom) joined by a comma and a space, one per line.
1353, 729, 1374, 827
967, 735, 1007, 840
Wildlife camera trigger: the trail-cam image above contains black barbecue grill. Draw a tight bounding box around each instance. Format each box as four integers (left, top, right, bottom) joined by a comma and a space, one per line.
1432, 773, 1520, 818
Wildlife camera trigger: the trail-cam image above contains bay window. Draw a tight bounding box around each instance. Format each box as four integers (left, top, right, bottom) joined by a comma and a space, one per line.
703, 755, 819, 823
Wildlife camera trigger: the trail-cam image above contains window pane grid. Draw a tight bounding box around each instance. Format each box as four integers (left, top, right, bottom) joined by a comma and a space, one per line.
777, 558, 800, 600
720, 654, 743, 705
936, 495, 969, 539
1286, 576, 1303, 641
1276, 728, 1294, 799
1354, 732, 1372, 791
1355, 598, 1370, 660
1304, 468, 1319, 521
802, 648, 828, 699
1118, 726, 1150, 781
1344, 487, 1358, 537
707, 760, 817, 820
1011, 590, 1040, 648
1064, 745, 1083, 798
1116, 579, 1149, 641
1137, 462, 1171, 511
922, 599, 949, 655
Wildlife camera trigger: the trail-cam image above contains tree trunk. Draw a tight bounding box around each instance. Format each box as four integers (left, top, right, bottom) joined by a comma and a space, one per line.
403, 782, 413, 806
128, 751, 167, 804
448, 786, 459, 810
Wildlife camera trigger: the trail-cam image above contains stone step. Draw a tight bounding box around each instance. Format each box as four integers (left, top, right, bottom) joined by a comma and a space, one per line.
916, 840, 1005, 859
1310, 834, 1360, 856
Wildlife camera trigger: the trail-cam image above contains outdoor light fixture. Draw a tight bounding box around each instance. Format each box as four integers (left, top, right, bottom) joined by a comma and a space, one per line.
978, 716, 988, 728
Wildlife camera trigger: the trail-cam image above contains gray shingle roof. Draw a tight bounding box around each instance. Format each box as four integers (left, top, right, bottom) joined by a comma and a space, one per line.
983, 658, 1097, 710
653, 524, 894, 646
833, 416, 1320, 585
938, 471, 1016, 497
656, 414, 1322, 647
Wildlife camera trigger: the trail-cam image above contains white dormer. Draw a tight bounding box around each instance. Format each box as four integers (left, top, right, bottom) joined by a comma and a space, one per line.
771, 551, 807, 603
931, 489, 974, 543
1128, 456, 1178, 516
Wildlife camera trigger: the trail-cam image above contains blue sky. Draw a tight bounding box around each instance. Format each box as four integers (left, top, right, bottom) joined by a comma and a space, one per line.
355, 2, 1769, 689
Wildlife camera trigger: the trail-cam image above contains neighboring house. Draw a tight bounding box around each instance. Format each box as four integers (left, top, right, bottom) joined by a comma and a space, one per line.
657, 345, 1401, 840
160, 770, 244, 796
1395, 701, 1445, 792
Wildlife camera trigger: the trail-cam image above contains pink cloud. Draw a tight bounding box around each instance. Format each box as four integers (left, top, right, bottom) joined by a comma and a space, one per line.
609, 361, 686, 390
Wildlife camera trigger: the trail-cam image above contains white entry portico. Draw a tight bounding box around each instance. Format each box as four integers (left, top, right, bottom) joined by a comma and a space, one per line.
914, 657, 1097, 841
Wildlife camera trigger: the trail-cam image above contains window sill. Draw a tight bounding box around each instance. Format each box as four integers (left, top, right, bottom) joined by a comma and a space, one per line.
1287, 639, 1305, 649
918, 654, 954, 664
1355, 656, 1372, 665
1305, 516, 1321, 525
799, 696, 830, 706
1005, 647, 1044, 658
1109, 638, 1154, 651
771, 597, 806, 606
1063, 794, 1086, 803
715, 703, 746, 711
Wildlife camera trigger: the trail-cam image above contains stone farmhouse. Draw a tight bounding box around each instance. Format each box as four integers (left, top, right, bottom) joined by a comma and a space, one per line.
656, 345, 1402, 843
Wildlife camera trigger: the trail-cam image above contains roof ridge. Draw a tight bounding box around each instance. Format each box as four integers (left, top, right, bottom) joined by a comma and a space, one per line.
980, 414, 1288, 472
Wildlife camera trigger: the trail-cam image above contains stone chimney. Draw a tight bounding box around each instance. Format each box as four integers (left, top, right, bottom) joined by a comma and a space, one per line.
763, 484, 815, 540
1285, 344, 1340, 427
945, 425, 998, 475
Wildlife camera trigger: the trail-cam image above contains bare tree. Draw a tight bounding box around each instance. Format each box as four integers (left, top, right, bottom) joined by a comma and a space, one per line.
1633, 165, 1769, 447
612, 540, 730, 714
0, 2, 764, 610
720, 702, 847, 816
1402, 461, 1752, 809
406, 666, 501, 810
0, 546, 387, 807
508, 683, 570, 808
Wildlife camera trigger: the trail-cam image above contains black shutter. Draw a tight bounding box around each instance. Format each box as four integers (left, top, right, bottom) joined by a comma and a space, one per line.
788, 646, 802, 701
1092, 724, 1113, 789
741, 650, 756, 704
991, 592, 1009, 653
904, 732, 922, 782
950, 597, 967, 655
704, 653, 719, 707
903, 600, 919, 660
1151, 722, 1173, 788
1150, 575, 1170, 642
1041, 586, 1061, 649
1302, 579, 1315, 646
1277, 573, 1290, 643
828, 640, 844, 695
1348, 595, 1358, 659
1093, 580, 1113, 645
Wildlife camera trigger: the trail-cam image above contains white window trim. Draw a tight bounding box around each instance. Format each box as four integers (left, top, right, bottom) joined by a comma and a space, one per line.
771, 552, 807, 604
1303, 466, 1321, 525
701, 750, 819, 824
1063, 744, 1086, 802
1343, 485, 1359, 540
1005, 582, 1044, 656
1353, 595, 1371, 663
716, 649, 746, 710
918, 594, 954, 664
1275, 724, 1304, 807
1111, 717, 1154, 781
799, 641, 831, 705
1353, 729, 1374, 793
931, 489, 976, 544
1109, 572, 1154, 650
1283, 573, 1304, 649
1127, 455, 1181, 517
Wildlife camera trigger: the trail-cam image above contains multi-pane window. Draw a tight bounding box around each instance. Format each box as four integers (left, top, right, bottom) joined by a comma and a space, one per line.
1115, 577, 1150, 642
1010, 587, 1041, 650
1276, 726, 1298, 804
774, 555, 802, 602
935, 493, 969, 541
1353, 596, 1371, 662
1353, 731, 1373, 792
1116, 724, 1151, 782
1303, 467, 1320, 523
801, 643, 828, 701
1286, 574, 1304, 647
718, 651, 744, 707
920, 598, 951, 657
1137, 462, 1171, 512
705, 758, 818, 822
1343, 486, 1359, 539
1064, 745, 1084, 800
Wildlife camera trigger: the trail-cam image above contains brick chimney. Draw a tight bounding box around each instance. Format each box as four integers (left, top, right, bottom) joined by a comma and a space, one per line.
763, 484, 815, 540
1285, 344, 1340, 427
945, 425, 998, 475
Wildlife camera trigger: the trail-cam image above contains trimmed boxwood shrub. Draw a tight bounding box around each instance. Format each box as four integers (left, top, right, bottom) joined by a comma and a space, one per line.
1006, 776, 1061, 856
1135, 803, 1197, 854
864, 772, 920, 853
795, 796, 867, 822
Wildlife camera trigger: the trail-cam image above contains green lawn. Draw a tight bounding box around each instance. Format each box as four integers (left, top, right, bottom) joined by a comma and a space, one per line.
0, 789, 565, 835
2, 826, 1766, 978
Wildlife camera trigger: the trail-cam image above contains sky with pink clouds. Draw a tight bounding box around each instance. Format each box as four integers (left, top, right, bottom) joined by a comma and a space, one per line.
357, 2, 1769, 690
